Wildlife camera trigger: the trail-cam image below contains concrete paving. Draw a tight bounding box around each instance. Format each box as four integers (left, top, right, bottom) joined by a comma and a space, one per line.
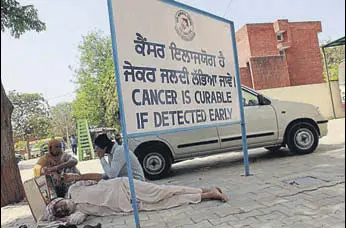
1, 118, 345, 228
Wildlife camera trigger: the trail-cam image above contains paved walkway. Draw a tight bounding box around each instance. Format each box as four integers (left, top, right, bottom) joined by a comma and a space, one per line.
1, 119, 345, 228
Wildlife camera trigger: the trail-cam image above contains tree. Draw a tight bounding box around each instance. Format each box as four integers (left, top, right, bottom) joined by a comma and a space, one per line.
1, 0, 46, 207
27, 115, 51, 139
1, 0, 46, 38
72, 31, 120, 129
1, 84, 25, 206
8, 91, 50, 158
50, 102, 76, 144
321, 42, 345, 81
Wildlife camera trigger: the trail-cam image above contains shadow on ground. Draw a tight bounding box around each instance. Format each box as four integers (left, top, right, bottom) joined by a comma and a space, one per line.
315, 142, 345, 153
2, 215, 34, 228
1, 202, 35, 228
167, 142, 345, 179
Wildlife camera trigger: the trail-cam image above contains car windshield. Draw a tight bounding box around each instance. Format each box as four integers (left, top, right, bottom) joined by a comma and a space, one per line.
242, 85, 258, 95
242, 85, 271, 102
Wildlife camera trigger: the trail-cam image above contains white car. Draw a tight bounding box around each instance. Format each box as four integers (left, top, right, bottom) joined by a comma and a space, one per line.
128, 86, 328, 180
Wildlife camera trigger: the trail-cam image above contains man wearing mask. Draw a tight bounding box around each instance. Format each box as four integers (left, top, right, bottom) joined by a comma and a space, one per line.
94, 133, 145, 181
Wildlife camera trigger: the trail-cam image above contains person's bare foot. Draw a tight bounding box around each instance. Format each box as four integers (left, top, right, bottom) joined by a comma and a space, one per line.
201, 187, 229, 202
202, 187, 223, 193
215, 188, 229, 202
210, 188, 229, 202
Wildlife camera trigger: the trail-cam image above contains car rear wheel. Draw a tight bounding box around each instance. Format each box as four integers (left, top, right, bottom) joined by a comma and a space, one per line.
137, 143, 172, 180
287, 122, 319, 155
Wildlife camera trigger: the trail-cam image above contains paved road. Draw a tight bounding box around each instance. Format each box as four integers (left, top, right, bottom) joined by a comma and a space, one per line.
1, 118, 345, 228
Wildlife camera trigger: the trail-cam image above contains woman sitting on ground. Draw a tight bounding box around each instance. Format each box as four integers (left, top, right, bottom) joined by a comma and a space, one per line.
45, 173, 229, 225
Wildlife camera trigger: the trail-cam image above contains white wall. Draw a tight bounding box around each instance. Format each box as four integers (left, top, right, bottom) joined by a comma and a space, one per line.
259, 82, 345, 120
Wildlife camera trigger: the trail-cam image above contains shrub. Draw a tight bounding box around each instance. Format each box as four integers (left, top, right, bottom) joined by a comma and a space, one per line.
14, 141, 26, 151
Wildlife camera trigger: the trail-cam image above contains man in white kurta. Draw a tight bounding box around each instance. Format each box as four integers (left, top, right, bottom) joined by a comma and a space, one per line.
67, 178, 202, 216
44, 177, 228, 224
94, 133, 145, 181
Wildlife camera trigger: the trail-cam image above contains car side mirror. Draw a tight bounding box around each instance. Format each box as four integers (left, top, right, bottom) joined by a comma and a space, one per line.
258, 94, 270, 105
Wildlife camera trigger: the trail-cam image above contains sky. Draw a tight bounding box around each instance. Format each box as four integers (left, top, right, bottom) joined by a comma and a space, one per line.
1, 0, 345, 107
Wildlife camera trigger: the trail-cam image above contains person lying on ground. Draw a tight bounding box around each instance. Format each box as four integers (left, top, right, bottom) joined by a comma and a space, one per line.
54, 173, 105, 198
94, 133, 145, 181
44, 176, 229, 225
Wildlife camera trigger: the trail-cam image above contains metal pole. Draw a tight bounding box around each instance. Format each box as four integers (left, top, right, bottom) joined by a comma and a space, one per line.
231, 23, 250, 176
107, 0, 141, 227
322, 47, 337, 119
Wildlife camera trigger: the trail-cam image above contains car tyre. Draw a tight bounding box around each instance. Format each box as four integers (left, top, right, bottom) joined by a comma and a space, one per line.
137, 143, 172, 180
287, 122, 319, 155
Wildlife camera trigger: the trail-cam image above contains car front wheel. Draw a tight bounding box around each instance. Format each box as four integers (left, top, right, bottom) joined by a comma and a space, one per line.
287, 122, 319, 155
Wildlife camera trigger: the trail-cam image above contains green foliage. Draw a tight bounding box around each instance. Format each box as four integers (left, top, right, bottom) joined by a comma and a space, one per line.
50, 102, 76, 140
28, 115, 51, 139
8, 91, 50, 139
14, 140, 26, 151
72, 31, 120, 129
33, 141, 43, 149
1, 0, 46, 38
321, 42, 345, 81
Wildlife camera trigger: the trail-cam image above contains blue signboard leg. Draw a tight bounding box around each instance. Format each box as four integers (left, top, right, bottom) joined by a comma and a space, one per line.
230, 22, 250, 176
123, 139, 141, 228
107, 0, 141, 227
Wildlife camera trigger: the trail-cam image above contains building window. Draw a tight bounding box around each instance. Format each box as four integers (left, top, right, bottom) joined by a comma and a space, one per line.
279, 50, 285, 56
276, 33, 283, 41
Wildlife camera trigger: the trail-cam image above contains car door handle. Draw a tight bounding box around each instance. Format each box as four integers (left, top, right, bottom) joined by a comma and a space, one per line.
281, 110, 286, 114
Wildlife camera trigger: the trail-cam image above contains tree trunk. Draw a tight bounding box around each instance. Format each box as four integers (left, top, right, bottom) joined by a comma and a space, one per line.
1, 82, 24, 207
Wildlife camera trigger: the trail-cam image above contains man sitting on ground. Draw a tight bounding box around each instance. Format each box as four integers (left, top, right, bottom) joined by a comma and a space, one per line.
33, 138, 80, 178
94, 133, 145, 181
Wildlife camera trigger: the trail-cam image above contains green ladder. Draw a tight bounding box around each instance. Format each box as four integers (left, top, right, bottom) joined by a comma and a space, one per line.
77, 119, 95, 161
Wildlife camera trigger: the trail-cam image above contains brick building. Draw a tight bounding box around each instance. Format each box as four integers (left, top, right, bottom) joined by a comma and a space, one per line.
236, 19, 325, 90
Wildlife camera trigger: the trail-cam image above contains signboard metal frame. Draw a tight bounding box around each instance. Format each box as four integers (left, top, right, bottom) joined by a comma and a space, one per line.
107, 1, 250, 227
